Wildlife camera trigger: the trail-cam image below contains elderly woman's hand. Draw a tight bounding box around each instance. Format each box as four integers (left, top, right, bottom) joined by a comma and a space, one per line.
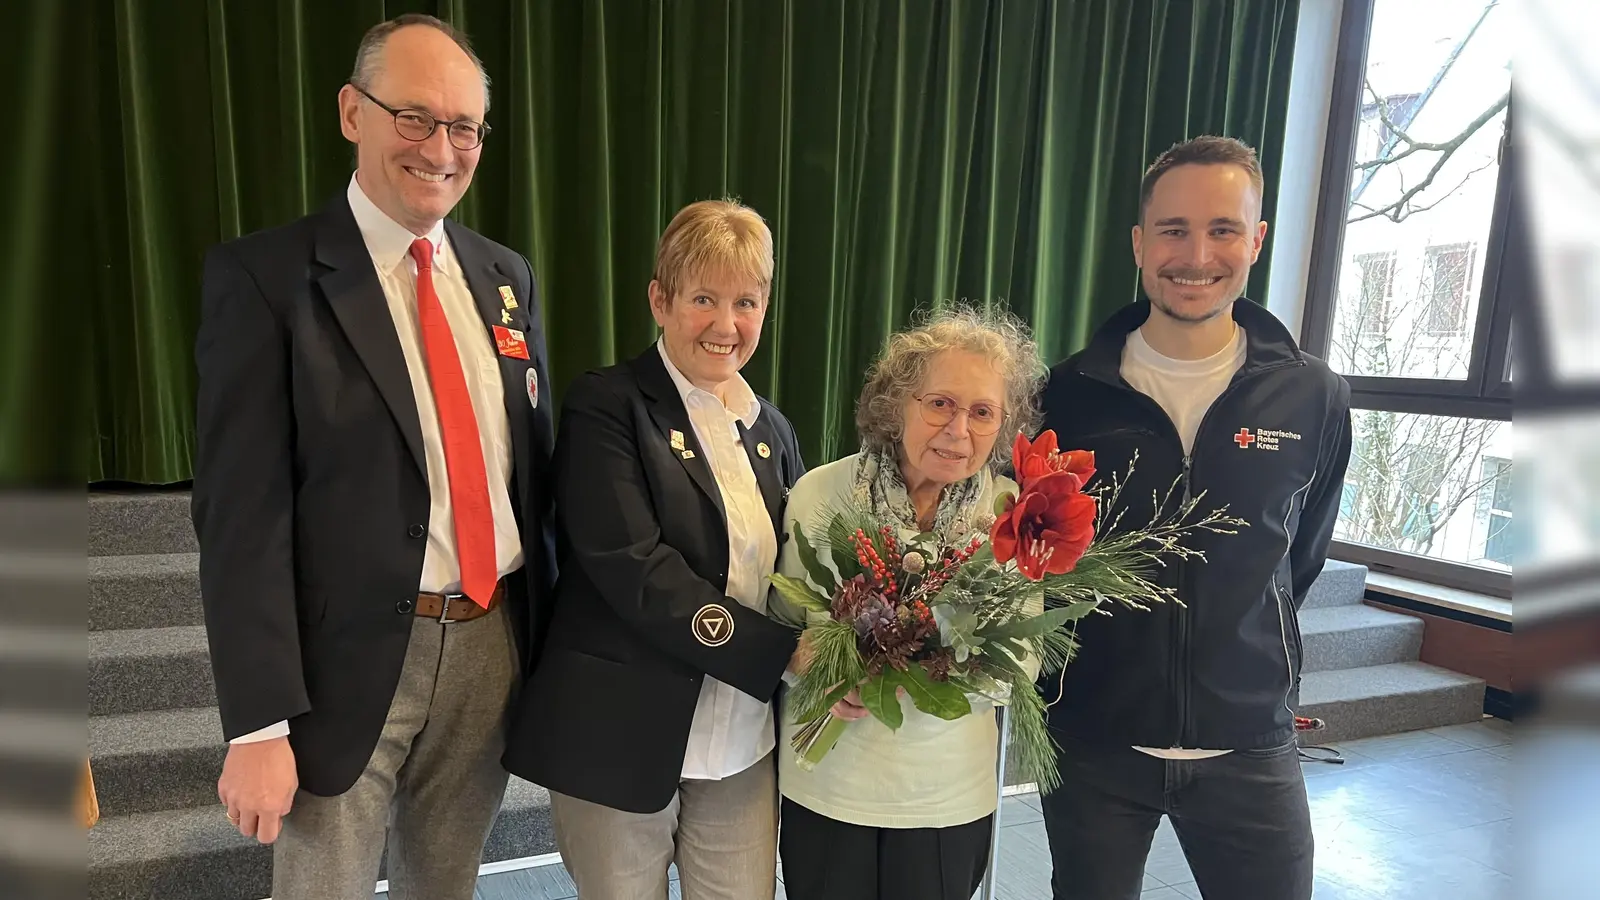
786, 631, 814, 675
830, 686, 872, 721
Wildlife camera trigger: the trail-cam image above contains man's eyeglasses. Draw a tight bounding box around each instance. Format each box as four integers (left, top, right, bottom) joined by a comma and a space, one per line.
351, 84, 490, 151
912, 394, 1005, 435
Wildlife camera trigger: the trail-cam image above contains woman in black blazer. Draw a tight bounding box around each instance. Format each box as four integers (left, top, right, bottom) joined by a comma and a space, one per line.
503, 200, 803, 899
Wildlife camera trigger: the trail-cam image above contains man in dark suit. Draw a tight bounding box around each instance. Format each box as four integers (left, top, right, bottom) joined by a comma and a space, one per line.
191, 14, 554, 900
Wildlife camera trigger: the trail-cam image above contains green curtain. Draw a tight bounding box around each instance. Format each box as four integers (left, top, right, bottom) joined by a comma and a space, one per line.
80, 0, 1299, 486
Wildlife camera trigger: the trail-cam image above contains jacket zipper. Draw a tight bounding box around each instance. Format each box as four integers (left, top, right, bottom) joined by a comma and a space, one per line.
1085, 357, 1299, 748
1085, 386, 1189, 747
1175, 455, 1192, 747
1172, 365, 1291, 746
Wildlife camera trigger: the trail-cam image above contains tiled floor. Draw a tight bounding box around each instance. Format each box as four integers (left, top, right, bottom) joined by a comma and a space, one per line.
412, 719, 1512, 900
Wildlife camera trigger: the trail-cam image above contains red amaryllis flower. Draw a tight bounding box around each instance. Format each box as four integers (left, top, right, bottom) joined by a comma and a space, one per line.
990, 471, 1097, 580
1012, 430, 1096, 491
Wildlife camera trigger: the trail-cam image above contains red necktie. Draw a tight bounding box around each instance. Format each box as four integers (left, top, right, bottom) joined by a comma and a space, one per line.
410, 239, 497, 608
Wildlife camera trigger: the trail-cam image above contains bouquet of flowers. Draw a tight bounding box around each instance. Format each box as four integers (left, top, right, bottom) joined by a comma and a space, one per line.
771, 430, 1245, 791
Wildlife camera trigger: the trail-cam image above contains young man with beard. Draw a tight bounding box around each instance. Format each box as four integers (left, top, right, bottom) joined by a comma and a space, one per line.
1036, 136, 1352, 900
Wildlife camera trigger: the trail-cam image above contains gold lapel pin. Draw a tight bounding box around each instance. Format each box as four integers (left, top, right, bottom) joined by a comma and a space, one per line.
500, 309, 513, 325
681, 449, 696, 460
498, 285, 518, 309
670, 429, 686, 451
756, 442, 771, 459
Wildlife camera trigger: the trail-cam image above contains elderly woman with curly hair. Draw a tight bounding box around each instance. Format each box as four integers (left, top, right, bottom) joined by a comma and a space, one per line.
771, 306, 1048, 900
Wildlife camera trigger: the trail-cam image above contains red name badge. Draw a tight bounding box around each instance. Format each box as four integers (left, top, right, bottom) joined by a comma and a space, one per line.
493, 325, 530, 360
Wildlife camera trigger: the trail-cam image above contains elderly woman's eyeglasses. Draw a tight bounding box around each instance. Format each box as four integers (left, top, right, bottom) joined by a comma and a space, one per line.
913, 394, 1004, 435
351, 84, 491, 151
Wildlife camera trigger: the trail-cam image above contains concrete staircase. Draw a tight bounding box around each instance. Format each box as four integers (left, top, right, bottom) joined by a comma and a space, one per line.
87, 491, 556, 900
0, 494, 84, 900
1296, 559, 1485, 743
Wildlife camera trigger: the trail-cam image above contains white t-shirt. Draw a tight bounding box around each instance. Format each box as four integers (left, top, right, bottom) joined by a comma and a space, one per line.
1121, 324, 1247, 760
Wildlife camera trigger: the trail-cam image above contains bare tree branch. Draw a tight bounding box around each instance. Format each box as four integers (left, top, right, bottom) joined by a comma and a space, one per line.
1354, 86, 1508, 171
1377, 157, 1497, 224
1347, 89, 1509, 224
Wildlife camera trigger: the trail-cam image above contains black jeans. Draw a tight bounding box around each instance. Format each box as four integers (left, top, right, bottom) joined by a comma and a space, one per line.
778, 798, 994, 900
1039, 734, 1313, 900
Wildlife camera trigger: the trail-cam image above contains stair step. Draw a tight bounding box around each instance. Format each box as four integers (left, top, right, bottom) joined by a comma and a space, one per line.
90, 707, 224, 818
0, 809, 87, 896
0, 623, 84, 713
89, 626, 214, 716
1300, 559, 1369, 609
1297, 661, 1484, 744
90, 553, 203, 631
0, 711, 87, 817
1298, 603, 1423, 674
88, 777, 555, 900
89, 491, 196, 557
0, 547, 82, 630
0, 493, 82, 555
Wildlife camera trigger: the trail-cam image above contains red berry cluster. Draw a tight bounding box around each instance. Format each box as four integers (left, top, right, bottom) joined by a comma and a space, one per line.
878, 526, 902, 570
956, 535, 983, 560
853, 528, 899, 599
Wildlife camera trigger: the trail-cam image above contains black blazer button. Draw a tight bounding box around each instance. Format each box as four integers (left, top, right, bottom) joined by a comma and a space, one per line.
408, 524, 425, 538
396, 598, 415, 614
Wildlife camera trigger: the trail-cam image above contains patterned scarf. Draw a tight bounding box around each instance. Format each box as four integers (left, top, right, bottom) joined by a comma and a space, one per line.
852, 447, 992, 547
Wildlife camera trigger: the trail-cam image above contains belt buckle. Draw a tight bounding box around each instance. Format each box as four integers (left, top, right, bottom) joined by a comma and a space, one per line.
438, 592, 466, 624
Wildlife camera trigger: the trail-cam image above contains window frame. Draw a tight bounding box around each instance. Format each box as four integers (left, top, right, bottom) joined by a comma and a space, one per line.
1352, 249, 1397, 337
1480, 455, 1513, 569
1420, 242, 1476, 338
1300, 0, 1515, 597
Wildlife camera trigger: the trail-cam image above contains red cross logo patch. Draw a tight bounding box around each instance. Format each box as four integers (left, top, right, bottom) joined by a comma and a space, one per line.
1234, 428, 1257, 449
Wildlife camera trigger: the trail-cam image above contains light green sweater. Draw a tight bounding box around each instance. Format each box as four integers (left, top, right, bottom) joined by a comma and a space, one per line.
772, 454, 1036, 829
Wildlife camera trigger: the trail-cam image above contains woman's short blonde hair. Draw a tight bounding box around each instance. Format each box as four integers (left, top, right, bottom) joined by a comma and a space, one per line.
856, 305, 1046, 469
652, 199, 775, 300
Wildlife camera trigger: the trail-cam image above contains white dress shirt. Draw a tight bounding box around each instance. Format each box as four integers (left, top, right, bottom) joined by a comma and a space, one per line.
657, 340, 781, 781
231, 175, 523, 744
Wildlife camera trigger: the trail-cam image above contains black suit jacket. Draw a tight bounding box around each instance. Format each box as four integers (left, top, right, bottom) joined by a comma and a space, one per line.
191, 193, 557, 796
502, 348, 803, 814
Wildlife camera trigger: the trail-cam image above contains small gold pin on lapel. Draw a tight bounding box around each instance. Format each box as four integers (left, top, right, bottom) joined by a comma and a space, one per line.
670, 429, 686, 451
681, 449, 696, 460
756, 442, 771, 459
498, 285, 518, 309
500, 309, 513, 325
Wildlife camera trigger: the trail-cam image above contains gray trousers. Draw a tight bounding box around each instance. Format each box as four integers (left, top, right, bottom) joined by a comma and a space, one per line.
271, 603, 519, 900
549, 753, 780, 900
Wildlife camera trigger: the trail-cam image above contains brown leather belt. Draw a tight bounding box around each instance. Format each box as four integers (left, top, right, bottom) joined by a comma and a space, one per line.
414, 579, 506, 624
